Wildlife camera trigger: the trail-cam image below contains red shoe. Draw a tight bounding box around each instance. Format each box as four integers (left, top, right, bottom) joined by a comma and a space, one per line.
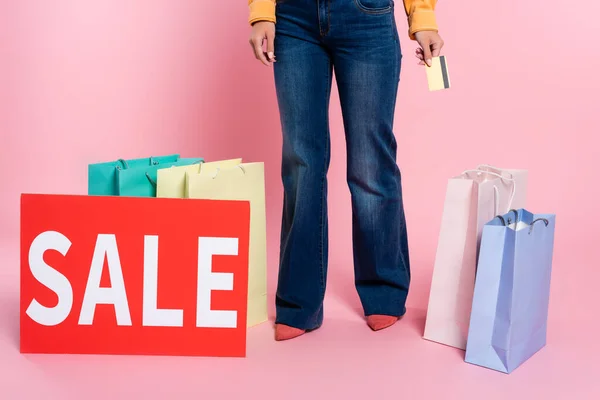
366, 315, 399, 331
274, 324, 306, 341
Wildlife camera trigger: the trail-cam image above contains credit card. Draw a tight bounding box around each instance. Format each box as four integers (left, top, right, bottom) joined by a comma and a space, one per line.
426, 55, 450, 91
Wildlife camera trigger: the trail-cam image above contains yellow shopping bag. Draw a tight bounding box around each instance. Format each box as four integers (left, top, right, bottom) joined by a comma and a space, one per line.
156, 158, 242, 198
186, 162, 267, 327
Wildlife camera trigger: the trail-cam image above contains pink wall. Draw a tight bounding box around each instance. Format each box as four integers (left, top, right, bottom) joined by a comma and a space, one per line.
2, 0, 600, 325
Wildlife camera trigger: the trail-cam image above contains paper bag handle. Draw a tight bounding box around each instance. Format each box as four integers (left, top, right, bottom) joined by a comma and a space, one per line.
211, 164, 246, 179
494, 209, 518, 226
462, 169, 516, 214
115, 157, 161, 171
494, 213, 549, 235
476, 164, 514, 179
116, 159, 129, 170
146, 172, 157, 187
528, 218, 549, 234
507, 209, 519, 225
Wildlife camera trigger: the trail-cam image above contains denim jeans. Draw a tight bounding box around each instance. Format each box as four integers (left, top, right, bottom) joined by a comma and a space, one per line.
273, 0, 410, 330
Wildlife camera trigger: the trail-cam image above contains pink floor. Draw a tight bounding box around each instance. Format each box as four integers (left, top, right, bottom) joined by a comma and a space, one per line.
1, 238, 599, 399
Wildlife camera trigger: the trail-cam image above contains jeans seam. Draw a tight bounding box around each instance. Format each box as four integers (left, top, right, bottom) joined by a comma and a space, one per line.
317, 0, 331, 37
318, 61, 332, 296
388, 13, 407, 283
391, 11, 398, 43
325, 0, 331, 36
388, 24, 401, 154
353, 0, 393, 15
317, 0, 323, 36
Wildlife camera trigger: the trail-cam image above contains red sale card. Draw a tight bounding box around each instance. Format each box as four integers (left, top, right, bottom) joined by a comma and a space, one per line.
20, 194, 250, 357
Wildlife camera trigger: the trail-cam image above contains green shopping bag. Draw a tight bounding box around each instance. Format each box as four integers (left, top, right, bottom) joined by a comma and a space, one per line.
117, 158, 204, 197
88, 155, 180, 195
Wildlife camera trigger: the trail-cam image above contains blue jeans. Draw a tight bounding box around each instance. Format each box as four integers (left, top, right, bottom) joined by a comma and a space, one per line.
273, 0, 410, 330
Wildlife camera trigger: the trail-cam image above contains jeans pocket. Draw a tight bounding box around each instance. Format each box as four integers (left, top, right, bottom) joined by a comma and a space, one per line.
353, 0, 393, 14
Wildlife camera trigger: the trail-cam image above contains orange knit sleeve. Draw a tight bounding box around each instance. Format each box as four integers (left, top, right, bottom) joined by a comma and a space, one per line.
248, 0, 276, 25
403, 0, 438, 40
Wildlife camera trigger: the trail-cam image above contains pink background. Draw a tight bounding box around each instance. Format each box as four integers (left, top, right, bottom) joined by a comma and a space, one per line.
1, 0, 599, 398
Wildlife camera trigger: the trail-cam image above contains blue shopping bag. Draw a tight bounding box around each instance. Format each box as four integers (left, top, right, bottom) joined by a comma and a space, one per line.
465, 208, 556, 373
88, 155, 180, 195
117, 158, 204, 197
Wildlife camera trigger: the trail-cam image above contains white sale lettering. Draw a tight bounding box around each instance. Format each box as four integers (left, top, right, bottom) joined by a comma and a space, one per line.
78, 234, 131, 326
26, 231, 74, 326
25, 232, 239, 328
196, 237, 238, 328
142, 235, 183, 327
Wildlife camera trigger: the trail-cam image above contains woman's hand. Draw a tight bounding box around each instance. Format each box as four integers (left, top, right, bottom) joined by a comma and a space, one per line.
414, 31, 444, 67
249, 21, 276, 66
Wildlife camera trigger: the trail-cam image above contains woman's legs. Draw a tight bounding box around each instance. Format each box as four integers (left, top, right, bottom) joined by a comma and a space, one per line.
273, 0, 410, 336
330, 2, 410, 321
273, 1, 333, 332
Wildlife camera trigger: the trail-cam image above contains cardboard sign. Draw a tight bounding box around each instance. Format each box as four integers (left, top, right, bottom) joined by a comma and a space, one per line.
20, 194, 250, 357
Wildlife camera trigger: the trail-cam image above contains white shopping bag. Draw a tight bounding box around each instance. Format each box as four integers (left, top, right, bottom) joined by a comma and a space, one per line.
423, 165, 528, 350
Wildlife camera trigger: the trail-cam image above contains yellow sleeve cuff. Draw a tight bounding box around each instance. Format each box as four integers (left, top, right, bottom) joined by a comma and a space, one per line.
408, 10, 438, 40
248, 0, 276, 25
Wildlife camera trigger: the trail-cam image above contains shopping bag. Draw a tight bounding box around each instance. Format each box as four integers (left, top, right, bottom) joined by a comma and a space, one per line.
423, 165, 528, 349
156, 158, 243, 198
88, 155, 180, 195
186, 162, 267, 327
117, 158, 204, 197
465, 209, 556, 373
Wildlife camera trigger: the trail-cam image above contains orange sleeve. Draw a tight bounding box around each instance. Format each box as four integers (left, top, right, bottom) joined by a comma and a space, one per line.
248, 0, 276, 25
403, 0, 438, 40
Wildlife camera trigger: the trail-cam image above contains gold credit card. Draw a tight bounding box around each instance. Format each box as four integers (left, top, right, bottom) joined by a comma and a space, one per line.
426, 55, 450, 91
